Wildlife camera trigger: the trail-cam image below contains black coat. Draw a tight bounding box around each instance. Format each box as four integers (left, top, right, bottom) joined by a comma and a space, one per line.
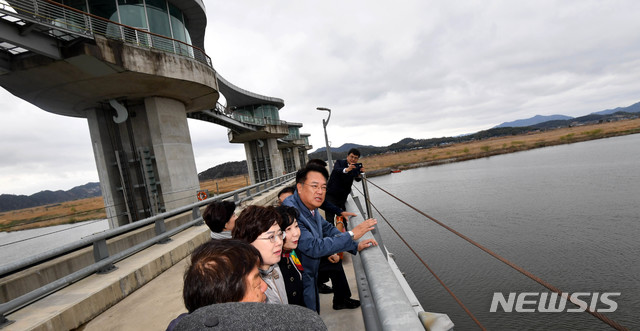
327, 159, 362, 203
278, 254, 305, 307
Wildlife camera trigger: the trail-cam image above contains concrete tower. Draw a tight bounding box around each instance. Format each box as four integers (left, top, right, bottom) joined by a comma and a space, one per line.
0, 0, 215, 227
0, 0, 312, 227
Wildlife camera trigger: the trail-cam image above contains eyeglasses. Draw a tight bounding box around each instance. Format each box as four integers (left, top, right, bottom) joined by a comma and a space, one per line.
301, 183, 327, 192
257, 230, 285, 243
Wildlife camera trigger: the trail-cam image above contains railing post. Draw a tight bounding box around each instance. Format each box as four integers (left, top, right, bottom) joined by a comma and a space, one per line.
193, 206, 203, 226
154, 217, 171, 244
360, 173, 386, 255
93, 239, 116, 274
1, 314, 13, 328
361, 173, 373, 219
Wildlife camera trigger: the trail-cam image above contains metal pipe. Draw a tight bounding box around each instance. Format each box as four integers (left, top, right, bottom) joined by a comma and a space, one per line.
317, 107, 333, 172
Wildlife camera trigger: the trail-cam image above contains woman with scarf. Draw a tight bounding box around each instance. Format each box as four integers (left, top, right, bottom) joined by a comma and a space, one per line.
232, 205, 288, 304
275, 205, 305, 307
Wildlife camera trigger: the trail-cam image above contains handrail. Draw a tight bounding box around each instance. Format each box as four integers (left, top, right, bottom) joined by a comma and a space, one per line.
0, 172, 295, 320
1, 0, 212, 67
346, 196, 434, 330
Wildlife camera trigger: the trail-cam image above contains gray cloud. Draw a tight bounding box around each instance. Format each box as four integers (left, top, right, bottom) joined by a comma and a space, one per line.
2, 0, 640, 194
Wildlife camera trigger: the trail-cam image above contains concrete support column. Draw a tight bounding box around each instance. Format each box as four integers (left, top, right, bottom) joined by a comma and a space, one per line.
266, 138, 284, 177
145, 97, 199, 212
299, 149, 308, 167
292, 147, 301, 170
87, 108, 122, 229
86, 97, 199, 228
243, 142, 257, 185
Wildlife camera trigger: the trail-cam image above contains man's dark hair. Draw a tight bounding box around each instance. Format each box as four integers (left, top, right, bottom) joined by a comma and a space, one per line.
347, 148, 361, 157
296, 164, 329, 184
202, 201, 236, 233
183, 239, 262, 313
275, 205, 299, 230
277, 186, 296, 200
232, 205, 281, 243
306, 158, 327, 167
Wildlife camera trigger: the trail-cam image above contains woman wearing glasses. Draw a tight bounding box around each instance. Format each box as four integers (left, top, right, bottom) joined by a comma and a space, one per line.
275, 205, 305, 307
233, 205, 288, 304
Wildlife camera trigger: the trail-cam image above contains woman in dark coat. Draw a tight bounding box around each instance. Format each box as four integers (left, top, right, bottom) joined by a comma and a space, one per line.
275, 205, 305, 307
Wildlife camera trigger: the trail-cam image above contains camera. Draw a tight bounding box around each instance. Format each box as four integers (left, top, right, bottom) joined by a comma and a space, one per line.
353, 163, 363, 169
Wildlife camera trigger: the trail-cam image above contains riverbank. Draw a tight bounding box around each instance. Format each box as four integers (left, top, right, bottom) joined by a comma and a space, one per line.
2, 118, 639, 232
362, 118, 640, 177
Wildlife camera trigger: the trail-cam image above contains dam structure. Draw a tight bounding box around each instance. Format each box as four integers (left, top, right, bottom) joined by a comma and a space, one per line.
0, 0, 311, 229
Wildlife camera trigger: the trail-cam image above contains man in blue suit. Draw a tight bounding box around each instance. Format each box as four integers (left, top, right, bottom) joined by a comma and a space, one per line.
325, 148, 364, 227
283, 164, 377, 312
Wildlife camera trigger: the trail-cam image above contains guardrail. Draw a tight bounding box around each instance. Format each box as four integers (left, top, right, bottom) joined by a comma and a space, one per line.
1, 0, 211, 66
0, 172, 295, 324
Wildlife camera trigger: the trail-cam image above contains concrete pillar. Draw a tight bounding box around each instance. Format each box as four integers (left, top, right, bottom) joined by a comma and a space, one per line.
243, 142, 256, 185
299, 148, 308, 167
292, 147, 301, 170
86, 97, 198, 228
145, 97, 199, 212
266, 138, 285, 177
87, 107, 122, 229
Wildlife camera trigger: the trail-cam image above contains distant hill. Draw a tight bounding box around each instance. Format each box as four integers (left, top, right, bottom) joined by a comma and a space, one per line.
313, 143, 378, 154
198, 161, 248, 181
0, 182, 101, 212
495, 101, 640, 128
592, 101, 640, 115
494, 114, 573, 128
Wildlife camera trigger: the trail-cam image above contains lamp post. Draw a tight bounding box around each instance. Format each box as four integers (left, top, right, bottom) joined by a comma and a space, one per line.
317, 107, 333, 172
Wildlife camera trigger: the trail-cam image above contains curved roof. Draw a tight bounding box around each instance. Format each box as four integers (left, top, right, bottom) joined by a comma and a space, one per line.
172, 0, 207, 50
216, 74, 285, 109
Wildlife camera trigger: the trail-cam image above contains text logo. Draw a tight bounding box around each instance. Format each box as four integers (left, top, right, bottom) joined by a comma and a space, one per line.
489, 292, 620, 313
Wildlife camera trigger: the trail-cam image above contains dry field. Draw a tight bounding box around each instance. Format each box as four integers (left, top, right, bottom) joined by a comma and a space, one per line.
2, 118, 638, 232
0, 175, 250, 232
362, 118, 640, 172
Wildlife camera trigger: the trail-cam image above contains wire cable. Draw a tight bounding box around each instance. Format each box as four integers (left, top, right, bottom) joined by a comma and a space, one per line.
358, 186, 487, 330
365, 178, 628, 331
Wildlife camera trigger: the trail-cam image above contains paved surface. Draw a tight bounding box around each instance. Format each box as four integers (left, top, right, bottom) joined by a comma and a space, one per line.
80, 245, 364, 331
79, 188, 365, 331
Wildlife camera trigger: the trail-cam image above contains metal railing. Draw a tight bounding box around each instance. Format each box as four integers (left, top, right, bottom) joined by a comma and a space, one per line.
0, 172, 295, 323
1, 0, 211, 66
347, 196, 431, 330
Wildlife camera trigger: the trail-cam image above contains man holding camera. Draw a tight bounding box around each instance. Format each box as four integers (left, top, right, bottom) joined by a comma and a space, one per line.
325, 148, 364, 228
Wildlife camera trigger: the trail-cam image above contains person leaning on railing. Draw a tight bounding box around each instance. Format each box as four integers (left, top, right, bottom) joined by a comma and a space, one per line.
282, 164, 378, 312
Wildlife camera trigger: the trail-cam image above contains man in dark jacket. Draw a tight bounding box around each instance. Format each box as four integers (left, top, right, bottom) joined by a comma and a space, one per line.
325, 148, 363, 227
283, 164, 377, 312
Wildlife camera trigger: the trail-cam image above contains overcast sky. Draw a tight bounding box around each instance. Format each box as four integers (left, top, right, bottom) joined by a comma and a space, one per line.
2, 0, 640, 195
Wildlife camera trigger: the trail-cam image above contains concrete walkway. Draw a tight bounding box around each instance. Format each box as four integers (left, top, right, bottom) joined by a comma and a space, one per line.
80, 251, 364, 331
4, 182, 365, 330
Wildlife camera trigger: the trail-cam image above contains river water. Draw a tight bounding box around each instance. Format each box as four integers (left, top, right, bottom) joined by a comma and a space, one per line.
0, 219, 109, 267
360, 134, 639, 330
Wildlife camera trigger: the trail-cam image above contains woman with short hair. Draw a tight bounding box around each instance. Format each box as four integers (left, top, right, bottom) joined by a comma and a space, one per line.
166, 239, 267, 330
202, 200, 237, 239
233, 205, 288, 304
276, 205, 305, 307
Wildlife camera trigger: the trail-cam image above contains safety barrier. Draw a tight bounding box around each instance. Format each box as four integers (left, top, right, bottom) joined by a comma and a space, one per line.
0, 172, 295, 325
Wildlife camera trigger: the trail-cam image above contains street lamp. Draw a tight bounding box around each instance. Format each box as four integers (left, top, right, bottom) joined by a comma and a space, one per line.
317, 107, 333, 172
